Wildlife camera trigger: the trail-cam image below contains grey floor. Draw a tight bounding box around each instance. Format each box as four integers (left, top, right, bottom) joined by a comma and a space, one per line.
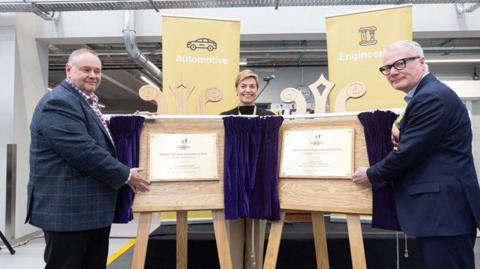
0, 214, 162, 269
2, 221, 480, 269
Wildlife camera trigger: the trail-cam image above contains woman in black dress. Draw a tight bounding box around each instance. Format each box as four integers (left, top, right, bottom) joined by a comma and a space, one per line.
221, 69, 274, 268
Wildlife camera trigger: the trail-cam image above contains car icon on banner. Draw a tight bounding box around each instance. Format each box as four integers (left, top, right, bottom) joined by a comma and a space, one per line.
187, 38, 218, 51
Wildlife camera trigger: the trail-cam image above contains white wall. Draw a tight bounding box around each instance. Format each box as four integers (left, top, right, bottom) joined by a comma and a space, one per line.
444, 80, 480, 100
14, 13, 50, 239
0, 13, 48, 240
0, 25, 16, 238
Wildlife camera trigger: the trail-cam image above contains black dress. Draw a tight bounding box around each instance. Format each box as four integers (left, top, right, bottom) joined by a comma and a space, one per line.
220, 105, 275, 116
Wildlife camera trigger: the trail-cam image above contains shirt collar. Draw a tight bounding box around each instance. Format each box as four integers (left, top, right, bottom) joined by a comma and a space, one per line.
65, 79, 99, 106
404, 72, 429, 104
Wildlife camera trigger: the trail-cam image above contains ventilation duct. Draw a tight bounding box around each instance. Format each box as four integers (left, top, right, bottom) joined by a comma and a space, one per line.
122, 10, 162, 88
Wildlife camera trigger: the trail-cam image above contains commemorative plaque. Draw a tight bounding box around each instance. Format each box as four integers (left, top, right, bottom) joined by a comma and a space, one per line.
149, 133, 218, 181
279, 128, 354, 178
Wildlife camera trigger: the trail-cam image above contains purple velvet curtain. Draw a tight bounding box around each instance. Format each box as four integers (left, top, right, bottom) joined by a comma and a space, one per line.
358, 110, 401, 230
109, 116, 145, 223
223, 116, 283, 220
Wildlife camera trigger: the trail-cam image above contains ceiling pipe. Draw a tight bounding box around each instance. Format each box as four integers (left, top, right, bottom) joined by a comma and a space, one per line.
456, 3, 480, 14
148, 0, 160, 12
31, 2, 59, 21
122, 10, 163, 88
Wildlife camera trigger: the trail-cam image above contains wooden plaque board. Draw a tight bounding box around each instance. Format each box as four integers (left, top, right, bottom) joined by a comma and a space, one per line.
133, 115, 372, 214
278, 116, 372, 214
280, 128, 355, 179
133, 118, 225, 212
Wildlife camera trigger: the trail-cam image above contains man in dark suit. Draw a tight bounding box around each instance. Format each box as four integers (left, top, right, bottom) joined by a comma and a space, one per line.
27, 48, 150, 269
352, 40, 480, 269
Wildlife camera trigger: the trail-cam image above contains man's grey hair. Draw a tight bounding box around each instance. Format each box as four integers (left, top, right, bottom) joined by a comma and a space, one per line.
385, 40, 425, 58
67, 48, 98, 64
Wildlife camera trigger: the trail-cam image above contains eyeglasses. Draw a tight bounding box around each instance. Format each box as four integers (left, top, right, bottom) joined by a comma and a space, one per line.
379, 56, 420, 76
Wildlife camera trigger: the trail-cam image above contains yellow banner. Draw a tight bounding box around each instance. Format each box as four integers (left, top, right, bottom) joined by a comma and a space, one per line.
162, 16, 240, 114
326, 5, 412, 111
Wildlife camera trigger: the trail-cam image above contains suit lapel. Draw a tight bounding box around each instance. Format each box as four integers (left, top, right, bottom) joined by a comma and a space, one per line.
84, 101, 117, 152
400, 74, 436, 130
412, 73, 436, 98
400, 73, 437, 131
61, 81, 117, 152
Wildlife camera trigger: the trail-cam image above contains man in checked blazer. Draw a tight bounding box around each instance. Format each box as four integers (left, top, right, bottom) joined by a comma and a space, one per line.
353, 40, 480, 269
27, 48, 150, 269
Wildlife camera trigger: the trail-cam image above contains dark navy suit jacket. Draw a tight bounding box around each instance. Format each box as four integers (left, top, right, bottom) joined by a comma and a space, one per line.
27, 80, 130, 232
367, 74, 480, 237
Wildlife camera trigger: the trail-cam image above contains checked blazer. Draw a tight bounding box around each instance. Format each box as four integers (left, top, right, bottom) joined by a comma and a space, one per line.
26, 80, 130, 232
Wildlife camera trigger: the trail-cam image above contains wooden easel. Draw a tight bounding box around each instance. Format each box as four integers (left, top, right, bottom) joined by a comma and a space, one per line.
130, 118, 232, 269
263, 116, 372, 269
131, 115, 371, 269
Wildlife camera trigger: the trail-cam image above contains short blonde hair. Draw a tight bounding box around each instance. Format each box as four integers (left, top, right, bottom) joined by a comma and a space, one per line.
235, 69, 259, 88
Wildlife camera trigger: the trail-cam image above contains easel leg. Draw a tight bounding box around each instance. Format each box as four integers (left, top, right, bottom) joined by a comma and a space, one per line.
263, 211, 286, 269
212, 210, 233, 269
176, 211, 188, 269
0, 231, 15, 255
312, 212, 329, 269
131, 212, 153, 269
227, 218, 245, 269
346, 214, 366, 269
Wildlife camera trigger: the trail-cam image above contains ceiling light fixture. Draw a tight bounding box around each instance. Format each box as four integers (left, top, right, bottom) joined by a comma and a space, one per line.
240, 58, 247, 66
426, 58, 480, 63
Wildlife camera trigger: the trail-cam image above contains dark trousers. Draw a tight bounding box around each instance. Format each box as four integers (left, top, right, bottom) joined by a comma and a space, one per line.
43, 225, 111, 269
416, 232, 476, 269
